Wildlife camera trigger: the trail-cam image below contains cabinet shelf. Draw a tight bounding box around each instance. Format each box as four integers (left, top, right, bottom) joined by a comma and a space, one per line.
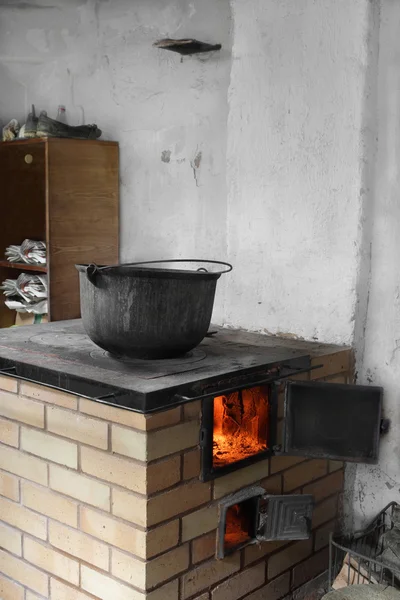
0, 261, 47, 273
0, 138, 119, 328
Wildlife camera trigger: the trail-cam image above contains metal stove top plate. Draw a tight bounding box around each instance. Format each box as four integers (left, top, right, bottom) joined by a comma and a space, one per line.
30, 333, 93, 348
0, 320, 310, 407
26, 331, 207, 380
88, 348, 207, 379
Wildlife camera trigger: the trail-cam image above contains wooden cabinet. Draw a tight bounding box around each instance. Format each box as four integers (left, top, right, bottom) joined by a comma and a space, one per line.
0, 138, 119, 327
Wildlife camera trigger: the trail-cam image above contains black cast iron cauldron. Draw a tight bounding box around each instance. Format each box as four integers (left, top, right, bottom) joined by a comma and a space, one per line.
76, 260, 232, 360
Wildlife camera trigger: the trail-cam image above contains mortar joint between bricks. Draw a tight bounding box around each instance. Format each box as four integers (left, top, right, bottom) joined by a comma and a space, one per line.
147, 479, 184, 500
179, 517, 183, 545
76, 443, 83, 473
107, 422, 112, 452
109, 486, 113, 514
43, 404, 48, 430
178, 575, 182, 600
21, 529, 26, 559
147, 444, 199, 466
239, 547, 245, 571
289, 566, 294, 591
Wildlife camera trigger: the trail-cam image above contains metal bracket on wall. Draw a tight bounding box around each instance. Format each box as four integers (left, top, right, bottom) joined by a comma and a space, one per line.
153, 38, 222, 55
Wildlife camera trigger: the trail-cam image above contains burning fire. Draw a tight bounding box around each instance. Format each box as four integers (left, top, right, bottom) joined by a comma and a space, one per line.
213, 385, 269, 468
224, 503, 252, 551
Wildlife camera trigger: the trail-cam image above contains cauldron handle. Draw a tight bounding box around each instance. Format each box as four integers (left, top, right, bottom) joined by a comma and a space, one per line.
86, 264, 100, 285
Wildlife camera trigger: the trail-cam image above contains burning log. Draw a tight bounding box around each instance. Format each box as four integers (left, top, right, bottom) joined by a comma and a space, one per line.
213, 387, 269, 468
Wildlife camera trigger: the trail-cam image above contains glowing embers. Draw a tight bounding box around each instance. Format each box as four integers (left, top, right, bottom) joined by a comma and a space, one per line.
217, 487, 262, 558
224, 502, 253, 553
217, 488, 315, 559
213, 385, 269, 468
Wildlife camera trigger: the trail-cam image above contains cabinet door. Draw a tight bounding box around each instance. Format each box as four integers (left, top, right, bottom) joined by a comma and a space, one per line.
47, 138, 119, 321
283, 381, 383, 463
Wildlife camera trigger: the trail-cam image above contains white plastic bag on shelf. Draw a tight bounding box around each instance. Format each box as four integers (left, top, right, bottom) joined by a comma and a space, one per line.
2, 119, 20, 141
1, 274, 47, 302
18, 274, 47, 301
5, 239, 46, 265
1, 273, 48, 317
5, 298, 48, 314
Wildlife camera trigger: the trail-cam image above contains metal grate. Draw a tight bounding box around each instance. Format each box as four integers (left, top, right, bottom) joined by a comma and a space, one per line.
329, 502, 400, 590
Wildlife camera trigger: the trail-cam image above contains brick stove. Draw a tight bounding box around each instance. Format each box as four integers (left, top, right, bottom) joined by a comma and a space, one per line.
0, 320, 383, 600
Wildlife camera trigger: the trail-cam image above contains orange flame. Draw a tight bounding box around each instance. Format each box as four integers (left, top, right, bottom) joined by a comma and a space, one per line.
213, 386, 269, 468
224, 503, 252, 551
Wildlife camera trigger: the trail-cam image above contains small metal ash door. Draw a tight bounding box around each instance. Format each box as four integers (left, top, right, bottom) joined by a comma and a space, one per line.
217, 487, 314, 559
256, 494, 314, 542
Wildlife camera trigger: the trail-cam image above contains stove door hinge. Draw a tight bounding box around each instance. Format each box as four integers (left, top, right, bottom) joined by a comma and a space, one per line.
272, 444, 284, 455
380, 418, 390, 435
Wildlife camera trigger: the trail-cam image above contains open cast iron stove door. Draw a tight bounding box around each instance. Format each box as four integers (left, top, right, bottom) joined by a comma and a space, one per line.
283, 381, 383, 463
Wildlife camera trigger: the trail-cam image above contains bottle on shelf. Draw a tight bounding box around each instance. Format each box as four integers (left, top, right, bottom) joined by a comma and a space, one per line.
56, 105, 67, 124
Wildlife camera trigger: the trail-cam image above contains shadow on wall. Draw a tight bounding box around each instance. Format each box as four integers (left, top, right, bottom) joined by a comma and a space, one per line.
0, 64, 26, 127
344, 0, 381, 534
347, 0, 400, 531
353, 0, 381, 381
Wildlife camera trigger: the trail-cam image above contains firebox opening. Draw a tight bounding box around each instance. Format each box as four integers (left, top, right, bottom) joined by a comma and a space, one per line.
213, 385, 269, 469
224, 497, 258, 554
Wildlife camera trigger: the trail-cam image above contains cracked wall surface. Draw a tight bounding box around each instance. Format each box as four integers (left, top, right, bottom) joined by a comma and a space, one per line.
225, 0, 375, 345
